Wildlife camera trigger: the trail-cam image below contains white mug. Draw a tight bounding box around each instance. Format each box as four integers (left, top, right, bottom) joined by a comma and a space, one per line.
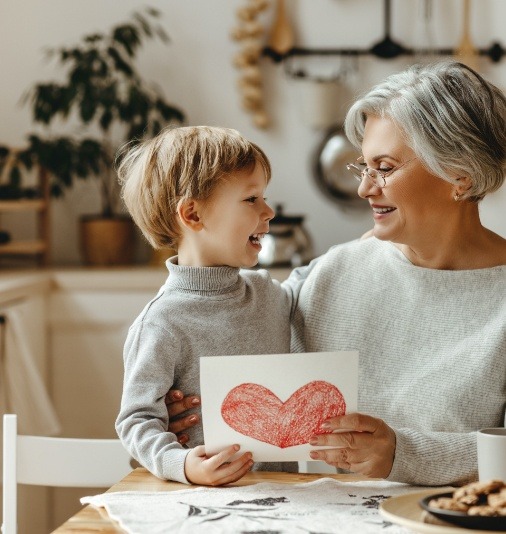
477, 428, 506, 481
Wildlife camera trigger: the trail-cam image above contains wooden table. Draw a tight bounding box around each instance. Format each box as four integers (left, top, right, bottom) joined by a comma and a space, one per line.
52, 468, 370, 533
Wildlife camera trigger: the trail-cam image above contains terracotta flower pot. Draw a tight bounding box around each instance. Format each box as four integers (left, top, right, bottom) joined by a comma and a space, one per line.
80, 216, 135, 266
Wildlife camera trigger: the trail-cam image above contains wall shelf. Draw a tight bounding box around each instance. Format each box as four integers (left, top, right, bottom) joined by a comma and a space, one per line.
0, 168, 50, 265
0, 240, 47, 255
0, 199, 46, 212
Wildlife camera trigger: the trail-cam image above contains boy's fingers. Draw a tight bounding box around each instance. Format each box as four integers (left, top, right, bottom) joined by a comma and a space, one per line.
192, 445, 207, 457
213, 457, 253, 486
206, 444, 241, 468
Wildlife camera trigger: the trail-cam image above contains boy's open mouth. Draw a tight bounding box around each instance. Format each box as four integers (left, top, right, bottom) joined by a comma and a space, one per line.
249, 233, 265, 245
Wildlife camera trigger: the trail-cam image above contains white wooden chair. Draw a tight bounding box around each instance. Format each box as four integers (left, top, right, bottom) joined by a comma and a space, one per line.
2, 414, 132, 534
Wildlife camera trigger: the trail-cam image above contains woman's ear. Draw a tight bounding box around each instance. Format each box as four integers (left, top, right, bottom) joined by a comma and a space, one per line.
177, 199, 204, 231
454, 176, 472, 196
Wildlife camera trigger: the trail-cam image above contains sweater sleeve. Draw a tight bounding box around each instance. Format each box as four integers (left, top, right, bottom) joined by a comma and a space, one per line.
115, 320, 190, 483
388, 428, 478, 486
282, 251, 329, 340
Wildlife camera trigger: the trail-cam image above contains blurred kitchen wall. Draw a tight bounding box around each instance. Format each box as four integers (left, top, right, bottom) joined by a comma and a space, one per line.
1, 0, 505, 264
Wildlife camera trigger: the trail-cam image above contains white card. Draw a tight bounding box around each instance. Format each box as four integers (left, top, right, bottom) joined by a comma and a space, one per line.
200, 351, 358, 462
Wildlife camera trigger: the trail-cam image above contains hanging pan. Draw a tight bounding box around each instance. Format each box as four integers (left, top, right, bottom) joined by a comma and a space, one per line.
313, 124, 367, 209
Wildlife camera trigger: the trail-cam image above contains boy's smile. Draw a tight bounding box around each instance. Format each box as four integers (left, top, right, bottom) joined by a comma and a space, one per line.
248, 233, 266, 250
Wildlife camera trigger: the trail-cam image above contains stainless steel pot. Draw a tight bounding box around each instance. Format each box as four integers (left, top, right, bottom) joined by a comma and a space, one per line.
258, 204, 314, 267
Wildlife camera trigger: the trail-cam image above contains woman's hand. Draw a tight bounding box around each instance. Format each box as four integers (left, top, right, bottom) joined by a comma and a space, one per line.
184, 444, 253, 486
165, 389, 201, 445
308, 413, 396, 479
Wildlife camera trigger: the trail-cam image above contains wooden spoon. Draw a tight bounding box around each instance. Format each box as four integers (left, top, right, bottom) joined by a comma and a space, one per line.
268, 0, 294, 56
456, 0, 478, 70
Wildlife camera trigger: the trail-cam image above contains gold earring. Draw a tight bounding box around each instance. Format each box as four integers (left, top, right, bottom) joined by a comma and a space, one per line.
453, 191, 462, 201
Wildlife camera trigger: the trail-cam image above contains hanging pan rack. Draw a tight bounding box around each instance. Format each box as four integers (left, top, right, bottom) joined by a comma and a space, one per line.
264, 0, 505, 65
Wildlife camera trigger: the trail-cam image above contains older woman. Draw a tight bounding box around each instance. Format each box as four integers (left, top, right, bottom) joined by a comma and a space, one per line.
167, 61, 506, 486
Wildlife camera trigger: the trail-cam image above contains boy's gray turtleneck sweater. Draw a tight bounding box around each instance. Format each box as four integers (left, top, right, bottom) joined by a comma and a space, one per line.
116, 258, 297, 483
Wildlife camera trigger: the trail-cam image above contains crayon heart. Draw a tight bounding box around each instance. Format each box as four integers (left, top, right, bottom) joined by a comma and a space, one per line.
221, 380, 346, 448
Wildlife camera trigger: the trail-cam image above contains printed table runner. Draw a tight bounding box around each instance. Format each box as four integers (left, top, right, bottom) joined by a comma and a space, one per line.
81, 478, 433, 533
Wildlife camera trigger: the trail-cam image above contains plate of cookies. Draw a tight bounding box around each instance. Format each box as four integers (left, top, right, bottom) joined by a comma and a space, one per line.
379, 480, 506, 533
420, 480, 506, 531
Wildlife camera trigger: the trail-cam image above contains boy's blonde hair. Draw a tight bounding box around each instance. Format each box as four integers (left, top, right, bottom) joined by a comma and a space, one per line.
117, 126, 271, 249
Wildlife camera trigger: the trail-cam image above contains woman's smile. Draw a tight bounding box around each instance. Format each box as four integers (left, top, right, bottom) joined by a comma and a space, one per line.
371, 204, 396, 219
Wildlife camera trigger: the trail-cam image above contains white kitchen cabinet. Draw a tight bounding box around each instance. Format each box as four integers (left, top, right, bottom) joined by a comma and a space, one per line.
49, 289, 159, 438
0, 274, 51, 534
45, 269, 166, 531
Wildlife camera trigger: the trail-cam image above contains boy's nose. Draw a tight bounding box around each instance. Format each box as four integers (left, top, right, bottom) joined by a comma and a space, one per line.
264, 203, 275, 221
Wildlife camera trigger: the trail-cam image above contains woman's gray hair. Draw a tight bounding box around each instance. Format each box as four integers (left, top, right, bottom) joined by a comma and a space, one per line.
344, 60, 506, 201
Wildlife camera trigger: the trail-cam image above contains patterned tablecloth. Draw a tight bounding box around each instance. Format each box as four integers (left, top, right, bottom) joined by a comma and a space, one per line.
82, 478, 430, 533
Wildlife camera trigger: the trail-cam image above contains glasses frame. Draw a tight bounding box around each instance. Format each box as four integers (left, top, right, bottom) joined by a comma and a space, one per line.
346, 156, 416, 188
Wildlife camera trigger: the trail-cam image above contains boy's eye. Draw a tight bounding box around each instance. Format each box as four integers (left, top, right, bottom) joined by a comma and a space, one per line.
244, 196, 258, 203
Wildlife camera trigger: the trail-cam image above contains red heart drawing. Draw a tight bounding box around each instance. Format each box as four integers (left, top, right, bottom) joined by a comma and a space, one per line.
221, 380, 346, 448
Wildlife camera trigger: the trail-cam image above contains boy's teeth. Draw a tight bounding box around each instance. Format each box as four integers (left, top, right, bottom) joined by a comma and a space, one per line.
250, 233, 265, 244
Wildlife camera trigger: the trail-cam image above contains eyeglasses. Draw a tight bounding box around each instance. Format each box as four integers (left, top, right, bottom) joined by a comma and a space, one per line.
346, 156, 416, 188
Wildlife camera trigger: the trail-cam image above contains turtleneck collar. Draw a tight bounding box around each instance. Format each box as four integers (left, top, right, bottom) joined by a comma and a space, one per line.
164, 256, 241, 293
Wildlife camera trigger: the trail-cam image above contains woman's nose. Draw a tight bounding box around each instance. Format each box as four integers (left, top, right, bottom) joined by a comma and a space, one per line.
357, 175, 381, 199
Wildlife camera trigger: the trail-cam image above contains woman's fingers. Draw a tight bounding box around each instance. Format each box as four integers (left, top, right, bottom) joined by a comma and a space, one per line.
165, 389, 183, 403
176, 433, 189, 446
308, 412, 396, 478
310, 445, 366, 468
165, 390, 201, 418
168, 414, 200, 435
321, 412, 382, 434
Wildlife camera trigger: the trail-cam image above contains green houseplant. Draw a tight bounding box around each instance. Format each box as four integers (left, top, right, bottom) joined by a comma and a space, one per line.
0, 7, 184, 264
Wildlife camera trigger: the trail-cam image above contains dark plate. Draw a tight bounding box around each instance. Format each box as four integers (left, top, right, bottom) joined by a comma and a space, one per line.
419, 492, 506, 531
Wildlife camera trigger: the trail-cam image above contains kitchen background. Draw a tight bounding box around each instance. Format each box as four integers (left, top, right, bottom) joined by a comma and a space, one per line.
1, 0, 505, 267
1, 1, 506, 532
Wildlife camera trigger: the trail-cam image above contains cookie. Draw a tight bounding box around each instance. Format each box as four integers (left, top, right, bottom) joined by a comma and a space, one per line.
429, 479, 506, 518
429, 496, 469, 512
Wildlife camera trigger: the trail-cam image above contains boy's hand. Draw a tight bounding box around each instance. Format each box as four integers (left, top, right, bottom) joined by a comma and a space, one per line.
184, 444, 253, 486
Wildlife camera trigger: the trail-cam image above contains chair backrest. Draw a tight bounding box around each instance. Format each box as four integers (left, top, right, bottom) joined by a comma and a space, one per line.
2, 414, 132, 534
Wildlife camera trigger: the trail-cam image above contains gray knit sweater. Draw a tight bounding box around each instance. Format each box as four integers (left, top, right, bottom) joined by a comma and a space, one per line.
288, 237, 506, 486
116, 258, 297, 483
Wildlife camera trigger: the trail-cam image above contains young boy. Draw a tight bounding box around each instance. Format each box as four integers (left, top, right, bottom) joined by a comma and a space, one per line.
115, 126, 297, 486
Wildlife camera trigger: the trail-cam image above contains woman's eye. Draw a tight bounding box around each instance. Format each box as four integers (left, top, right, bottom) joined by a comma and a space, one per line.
379, 166, 393, 173
245, 196, 258, 203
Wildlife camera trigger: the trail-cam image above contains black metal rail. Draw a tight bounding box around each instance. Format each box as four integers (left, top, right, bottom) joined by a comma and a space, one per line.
264, 0, 504, 64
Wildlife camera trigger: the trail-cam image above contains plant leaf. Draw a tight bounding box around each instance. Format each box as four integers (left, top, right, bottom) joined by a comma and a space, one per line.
107, 46, 134, 77
112, 24, 141, 57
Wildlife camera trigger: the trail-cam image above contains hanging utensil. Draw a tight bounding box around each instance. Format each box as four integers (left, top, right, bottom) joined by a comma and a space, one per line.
414, 0, 436, 61
267, 0, 294, 58
313, 125, 367, 209
456, 0, 478, 70
369, 0, 407, 59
